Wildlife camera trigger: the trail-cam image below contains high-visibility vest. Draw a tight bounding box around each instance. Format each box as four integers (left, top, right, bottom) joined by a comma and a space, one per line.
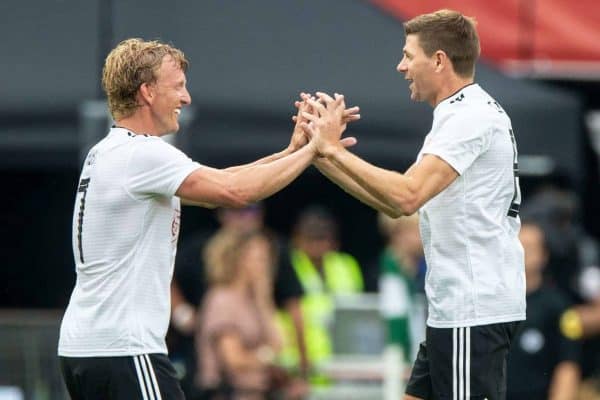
277, 249, 364, 371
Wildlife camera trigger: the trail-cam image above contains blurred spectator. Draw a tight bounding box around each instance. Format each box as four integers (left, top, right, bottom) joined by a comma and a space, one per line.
169, 204, 306, 396
520, 186, 592, 302
277, 205, 363, 382
521, 185, 600, 380
507, 221, 581, 400
196, 230, 307, 400
377, 212, 425, 363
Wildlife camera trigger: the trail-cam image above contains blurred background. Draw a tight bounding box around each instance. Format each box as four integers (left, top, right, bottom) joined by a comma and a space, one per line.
1, 0, 599, 399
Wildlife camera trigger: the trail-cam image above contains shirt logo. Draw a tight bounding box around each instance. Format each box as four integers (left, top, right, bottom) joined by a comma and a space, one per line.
171, 208, 181, 243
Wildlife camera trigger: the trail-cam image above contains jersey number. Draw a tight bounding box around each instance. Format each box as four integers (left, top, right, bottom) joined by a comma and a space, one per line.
77, 177, 91, 263
507, 129, 521, 217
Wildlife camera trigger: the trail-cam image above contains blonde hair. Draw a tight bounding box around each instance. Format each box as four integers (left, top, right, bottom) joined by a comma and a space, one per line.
404, 9, 480, 77
203, 229, 276, 286
102, 38, 189, 120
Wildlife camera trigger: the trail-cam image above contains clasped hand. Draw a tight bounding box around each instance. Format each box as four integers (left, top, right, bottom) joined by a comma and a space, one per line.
289, 92, 360, 157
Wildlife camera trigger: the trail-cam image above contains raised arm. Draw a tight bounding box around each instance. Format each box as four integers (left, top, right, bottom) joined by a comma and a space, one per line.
176, 141, 317, 208
302, 92, 458, 217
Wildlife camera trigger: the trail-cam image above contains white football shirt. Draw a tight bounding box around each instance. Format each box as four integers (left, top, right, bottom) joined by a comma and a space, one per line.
416, 84, 526, 328
58, 127, 200, 356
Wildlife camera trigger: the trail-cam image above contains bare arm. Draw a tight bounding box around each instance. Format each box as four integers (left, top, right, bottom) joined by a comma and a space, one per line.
223, 147, 294, 173
548, 361, 580, 400
303, 93, 457, 217
176, 142, 316, 208
324, 150, 457, 217
313, 157, 400, 216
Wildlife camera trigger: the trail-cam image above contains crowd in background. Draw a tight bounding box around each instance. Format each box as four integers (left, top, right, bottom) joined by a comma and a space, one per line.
166, 183, 600, 400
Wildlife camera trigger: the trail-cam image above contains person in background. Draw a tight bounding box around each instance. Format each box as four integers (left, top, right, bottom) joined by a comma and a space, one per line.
278, 205, 363, 382
196, 229, 307, 400
377, 212, 425, 363
169, 203, 308, 395
507, 221, 581, 400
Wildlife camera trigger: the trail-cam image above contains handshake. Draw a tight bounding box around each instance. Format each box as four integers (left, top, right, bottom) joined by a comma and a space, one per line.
288, 92, 361, 158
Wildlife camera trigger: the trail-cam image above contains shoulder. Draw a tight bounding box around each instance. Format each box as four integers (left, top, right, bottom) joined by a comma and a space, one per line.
128, 135, 189, 162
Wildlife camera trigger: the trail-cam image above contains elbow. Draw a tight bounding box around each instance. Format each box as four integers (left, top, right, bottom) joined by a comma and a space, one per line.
390, 192, 420, 217
221, 191, 251, 209
221, 185, 254, 209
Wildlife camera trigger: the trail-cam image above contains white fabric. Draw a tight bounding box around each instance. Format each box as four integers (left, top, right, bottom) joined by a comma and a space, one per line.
58, 127, 200, 356
417, 84, 526, 328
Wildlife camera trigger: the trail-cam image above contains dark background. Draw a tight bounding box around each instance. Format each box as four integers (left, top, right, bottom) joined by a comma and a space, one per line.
1, 0, 597, 308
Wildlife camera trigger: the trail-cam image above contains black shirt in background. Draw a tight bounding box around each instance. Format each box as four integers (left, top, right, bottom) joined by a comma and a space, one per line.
507, 286, 581, 400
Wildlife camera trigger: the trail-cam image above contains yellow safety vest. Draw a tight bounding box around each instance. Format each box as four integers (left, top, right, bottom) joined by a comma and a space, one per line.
277, 249, 364, 373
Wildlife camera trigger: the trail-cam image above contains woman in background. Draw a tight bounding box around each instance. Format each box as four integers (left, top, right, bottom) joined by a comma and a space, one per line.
196, 229, 306, 400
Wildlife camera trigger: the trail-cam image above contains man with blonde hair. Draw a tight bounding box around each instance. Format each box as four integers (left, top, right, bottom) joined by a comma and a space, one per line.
300, 9, 525, 400
57, 38, 358, 399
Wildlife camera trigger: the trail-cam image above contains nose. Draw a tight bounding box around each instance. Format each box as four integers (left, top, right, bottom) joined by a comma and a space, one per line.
182, 87, 192, 106
397, 57, 408, 73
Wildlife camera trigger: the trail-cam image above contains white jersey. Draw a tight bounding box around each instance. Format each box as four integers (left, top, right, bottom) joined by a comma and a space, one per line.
416, 84, 526, 328
58, 127, 200, 357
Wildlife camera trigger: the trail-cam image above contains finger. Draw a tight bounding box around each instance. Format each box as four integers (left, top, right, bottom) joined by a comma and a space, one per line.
342, 114, 361, 122
300, 122, 316, 137
301, 111, 319, 122
292, 115, 297, 122
343, 106, 360, 115
340, 136, 357, 148
333, 92, 346, 109
316, 91, 335, 104
306, 98, 326, 115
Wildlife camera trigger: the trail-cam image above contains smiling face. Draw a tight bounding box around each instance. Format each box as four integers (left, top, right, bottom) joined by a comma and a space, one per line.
397, 34, 440, 105
147, 55, 191, 135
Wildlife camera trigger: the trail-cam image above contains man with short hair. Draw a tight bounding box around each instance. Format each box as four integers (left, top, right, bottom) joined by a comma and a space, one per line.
57, 38, 358, 399
300, 9, 526, 400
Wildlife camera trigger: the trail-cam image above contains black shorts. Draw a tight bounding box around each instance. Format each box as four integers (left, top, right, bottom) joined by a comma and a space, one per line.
60, 353, 184, 400
405, 322, 519, 400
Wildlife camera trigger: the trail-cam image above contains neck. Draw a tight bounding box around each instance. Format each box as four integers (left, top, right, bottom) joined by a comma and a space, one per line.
115, 111, 162, 137
431, 75, 474, 107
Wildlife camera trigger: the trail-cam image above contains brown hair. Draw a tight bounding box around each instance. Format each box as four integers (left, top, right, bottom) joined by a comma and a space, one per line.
102, 38, 189, 120
404, 9, 480, 77
203, 229, 277, 286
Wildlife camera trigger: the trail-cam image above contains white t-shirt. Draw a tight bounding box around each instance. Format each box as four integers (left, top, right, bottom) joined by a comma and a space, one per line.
416, 84, 526, 328
58, 127, 201, 357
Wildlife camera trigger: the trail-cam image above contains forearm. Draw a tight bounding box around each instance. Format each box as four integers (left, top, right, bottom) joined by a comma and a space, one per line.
224, 147, 294, 173
324, 146, 416, 216
179, 144, 315, 208
228, 144, 315, 204
314, 157, 400, 216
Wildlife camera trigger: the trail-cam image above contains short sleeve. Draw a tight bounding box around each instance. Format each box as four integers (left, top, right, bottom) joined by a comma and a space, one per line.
422, 113, 492, 175
126, 138, 201, 198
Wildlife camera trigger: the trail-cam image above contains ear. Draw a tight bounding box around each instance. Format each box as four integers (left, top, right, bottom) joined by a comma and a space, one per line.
138, 82, 154, 105
434, 50, 447, 73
